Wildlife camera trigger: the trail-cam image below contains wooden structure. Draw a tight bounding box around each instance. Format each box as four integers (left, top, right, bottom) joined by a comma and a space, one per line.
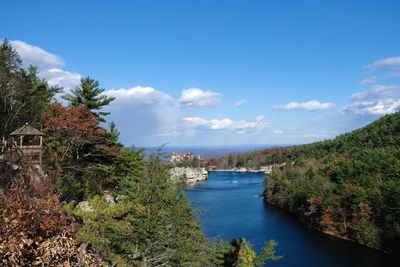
8, 123, 43, 165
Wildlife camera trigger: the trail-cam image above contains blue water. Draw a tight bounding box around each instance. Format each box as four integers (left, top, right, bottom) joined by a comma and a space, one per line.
185, 171, 398, 267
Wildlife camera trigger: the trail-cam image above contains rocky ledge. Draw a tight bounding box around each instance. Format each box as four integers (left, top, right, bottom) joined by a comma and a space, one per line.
170, 167, 208, 183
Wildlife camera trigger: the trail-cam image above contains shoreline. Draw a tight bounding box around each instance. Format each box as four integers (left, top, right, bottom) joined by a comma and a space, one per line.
209, 169, 270, 174
263, 198, 398, 257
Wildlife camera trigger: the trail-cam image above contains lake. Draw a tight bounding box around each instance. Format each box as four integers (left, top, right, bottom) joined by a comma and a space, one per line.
185, 171, 398, 267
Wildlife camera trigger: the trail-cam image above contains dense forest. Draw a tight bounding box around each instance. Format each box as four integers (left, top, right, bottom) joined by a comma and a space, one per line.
213, 113, 400, 256
0, 39, 281, 266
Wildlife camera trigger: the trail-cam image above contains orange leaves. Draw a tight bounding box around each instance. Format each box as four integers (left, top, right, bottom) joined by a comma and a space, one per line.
352, 202, 373, 222
43, 103, 119, 164
0, 185, 79, 265
320, 207, 336, 233
43, 103, 106, 147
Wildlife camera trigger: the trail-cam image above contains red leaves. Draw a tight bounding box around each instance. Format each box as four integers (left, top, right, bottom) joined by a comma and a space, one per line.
43, 103, 106, 149
43, 103, 119, 164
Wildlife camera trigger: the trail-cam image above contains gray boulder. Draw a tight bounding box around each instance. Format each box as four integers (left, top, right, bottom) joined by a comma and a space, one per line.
77, 201, 94, 212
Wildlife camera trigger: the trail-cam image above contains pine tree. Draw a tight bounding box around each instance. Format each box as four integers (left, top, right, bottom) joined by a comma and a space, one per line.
64, 76, 115, 122
108, 121, 123, 149
0, 39, 58, 137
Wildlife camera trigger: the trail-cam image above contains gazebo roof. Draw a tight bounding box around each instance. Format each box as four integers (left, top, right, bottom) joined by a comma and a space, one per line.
10, 124, 43, 136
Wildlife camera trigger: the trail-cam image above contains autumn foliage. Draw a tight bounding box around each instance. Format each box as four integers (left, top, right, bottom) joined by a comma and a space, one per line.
0, 185, 80, 265
43, 103, 108, 163
42, 103, 119, 198
0, 185, 107, 266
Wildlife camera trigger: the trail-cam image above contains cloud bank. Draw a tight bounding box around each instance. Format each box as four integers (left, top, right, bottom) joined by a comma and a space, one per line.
10, 40, 81, 92
183, 116, 267, 135
105, 86, 173, 105
274, 100, 336, 111
344, 85, 400, 115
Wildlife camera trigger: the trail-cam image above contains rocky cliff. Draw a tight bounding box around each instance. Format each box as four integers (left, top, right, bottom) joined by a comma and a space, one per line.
170, 167, 208, 183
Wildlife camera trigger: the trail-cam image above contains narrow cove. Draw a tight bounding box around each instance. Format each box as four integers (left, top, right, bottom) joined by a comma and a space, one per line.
185, 171, 398, 267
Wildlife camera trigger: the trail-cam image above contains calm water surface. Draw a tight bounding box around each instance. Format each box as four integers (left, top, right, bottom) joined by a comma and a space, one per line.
185, 171, 398, 267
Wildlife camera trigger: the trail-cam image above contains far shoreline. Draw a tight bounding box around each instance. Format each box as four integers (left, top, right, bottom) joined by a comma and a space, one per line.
208, 168, 271, 174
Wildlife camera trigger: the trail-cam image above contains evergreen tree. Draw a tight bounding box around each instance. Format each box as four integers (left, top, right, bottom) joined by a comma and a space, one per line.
64, 76, 115, 122
228, 154, 234, 168
0, 39, 58, 137
109, 121, 119, 141
74, 149, 210, 266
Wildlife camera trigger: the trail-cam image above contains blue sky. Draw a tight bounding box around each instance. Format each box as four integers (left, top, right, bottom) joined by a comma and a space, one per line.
2, 0, 400, 146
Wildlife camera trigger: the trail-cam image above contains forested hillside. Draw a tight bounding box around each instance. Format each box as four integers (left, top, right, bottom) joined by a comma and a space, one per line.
240, 114, 400, 256
210, 113, 400, 256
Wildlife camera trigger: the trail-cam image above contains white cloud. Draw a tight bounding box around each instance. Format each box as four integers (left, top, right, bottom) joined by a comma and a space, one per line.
179, 88, 222, 107
183, 117, 209, 127
235, 99, 247, 108
350, 85, 400, 101
273, 130, 283, 135
39, 68, 81, 91
277, 130, 336, 139
344, 85, 400, 115
349, 57, 400, 117
10, 40, 63, 69
183, 115, 267, 134
343, 100, 400, 115
358, 76, 377, 86
366, 56, 400, 70
302, 133, 332, 138
8, 40, 81, 92
104, 86, 179, 146
274, 100, 336, 111
105, 86, 173, 105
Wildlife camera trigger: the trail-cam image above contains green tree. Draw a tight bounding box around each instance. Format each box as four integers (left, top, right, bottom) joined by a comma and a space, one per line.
254, 240, 282, 266
228, 154, 234, 168
0, 39, 58, 137
108, 121, 123, 149
64, 76, 115, 122
74, 149, 209, 266
235, 238, 256, 267
219, 238, 282, 267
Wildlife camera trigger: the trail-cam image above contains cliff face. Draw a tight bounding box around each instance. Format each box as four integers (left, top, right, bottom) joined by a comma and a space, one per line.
170, 167, 208, 183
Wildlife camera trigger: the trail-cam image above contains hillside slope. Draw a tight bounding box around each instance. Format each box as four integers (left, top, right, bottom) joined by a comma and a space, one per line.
262, 113, 400, 256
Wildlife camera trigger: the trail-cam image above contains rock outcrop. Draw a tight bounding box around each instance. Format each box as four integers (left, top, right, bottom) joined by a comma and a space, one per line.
77, 201, 94, 212
170, 167, 208, 183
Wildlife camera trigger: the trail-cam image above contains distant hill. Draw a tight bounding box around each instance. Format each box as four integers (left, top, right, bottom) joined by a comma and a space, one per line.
210, 113, 400, 169
143, 144, 280, 159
